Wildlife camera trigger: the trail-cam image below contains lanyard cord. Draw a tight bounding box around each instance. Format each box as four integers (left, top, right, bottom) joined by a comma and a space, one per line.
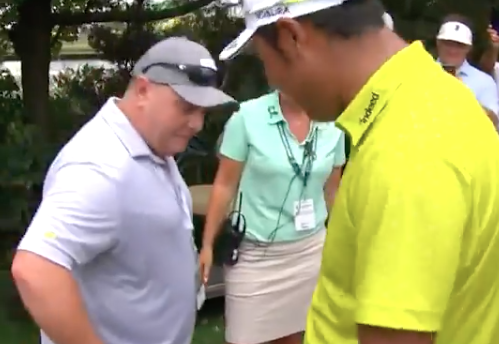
276, 122, 317, 187
242, 104, 318, 250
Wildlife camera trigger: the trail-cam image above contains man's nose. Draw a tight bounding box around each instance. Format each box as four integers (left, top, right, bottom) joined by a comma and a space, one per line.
443, 47, 457, 56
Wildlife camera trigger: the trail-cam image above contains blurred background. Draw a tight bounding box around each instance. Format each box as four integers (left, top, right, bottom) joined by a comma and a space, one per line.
0, 0, 497, 342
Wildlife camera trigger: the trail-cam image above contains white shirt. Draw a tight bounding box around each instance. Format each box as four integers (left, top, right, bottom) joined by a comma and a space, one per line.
18, 98, 198, 344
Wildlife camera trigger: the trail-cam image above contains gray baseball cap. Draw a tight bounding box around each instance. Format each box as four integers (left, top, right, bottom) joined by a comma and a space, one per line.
133, 37, 238, 110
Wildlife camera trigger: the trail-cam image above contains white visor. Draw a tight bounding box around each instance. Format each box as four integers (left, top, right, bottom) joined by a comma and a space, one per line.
219, 0, 346, 61
436, 21, 473, 46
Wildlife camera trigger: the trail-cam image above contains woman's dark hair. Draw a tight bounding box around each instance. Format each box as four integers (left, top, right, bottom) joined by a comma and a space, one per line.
256, 0, 386, 48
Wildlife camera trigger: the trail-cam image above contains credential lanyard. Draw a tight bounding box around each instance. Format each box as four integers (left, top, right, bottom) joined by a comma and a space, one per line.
276, 121, 318, 187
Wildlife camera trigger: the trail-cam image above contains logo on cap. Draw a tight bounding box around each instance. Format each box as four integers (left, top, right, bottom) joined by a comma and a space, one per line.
225, 36, 240, 51
254, 4, 289, 20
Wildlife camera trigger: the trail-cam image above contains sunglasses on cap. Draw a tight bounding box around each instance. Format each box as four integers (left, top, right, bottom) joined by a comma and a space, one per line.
142, 62, 219, 87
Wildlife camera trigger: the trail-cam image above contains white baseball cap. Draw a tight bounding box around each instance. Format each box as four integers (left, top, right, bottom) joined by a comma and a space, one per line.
436, 21, 473, 46
382, 12, 393, 30
219, 0, 346, 60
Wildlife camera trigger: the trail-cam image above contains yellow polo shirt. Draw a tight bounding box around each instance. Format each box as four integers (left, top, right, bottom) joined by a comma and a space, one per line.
305, 42, 499, 343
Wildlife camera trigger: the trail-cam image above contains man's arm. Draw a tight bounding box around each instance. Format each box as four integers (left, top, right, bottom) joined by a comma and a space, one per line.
12, 252, 105, 344
324, 130, 346, 210
476, 76, 499, 126
478, 27, 499, 76
324, 166, 342, 210
478, 45, 498, 76
11, 162, 120, 344
483, 107, 498, 127
351, 151, 467, 344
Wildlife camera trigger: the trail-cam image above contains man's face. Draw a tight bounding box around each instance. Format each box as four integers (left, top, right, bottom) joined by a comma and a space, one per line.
251, 19, 343, 121
134, 78, 205, 156
436, 39, 471, 67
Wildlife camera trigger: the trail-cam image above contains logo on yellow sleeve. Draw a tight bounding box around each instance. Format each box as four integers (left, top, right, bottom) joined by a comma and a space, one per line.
43, 231, 57, 239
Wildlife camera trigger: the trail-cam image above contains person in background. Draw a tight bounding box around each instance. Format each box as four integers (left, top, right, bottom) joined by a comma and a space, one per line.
219, 0, 499, 344
478, 25, 499, 95
436, 14, 499, 125
200, 90, 345, 344
11, 37, 237, 344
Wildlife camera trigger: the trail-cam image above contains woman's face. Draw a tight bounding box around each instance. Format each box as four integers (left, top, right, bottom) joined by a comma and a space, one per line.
252, 22, 344, 122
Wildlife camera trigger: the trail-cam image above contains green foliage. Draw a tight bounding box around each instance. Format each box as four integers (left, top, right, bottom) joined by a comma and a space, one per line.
0, 3, 268, 251
0, 69, 36, 199
52, 64, 128, 114
88, 24, 161, 71
0, 69, 44, 284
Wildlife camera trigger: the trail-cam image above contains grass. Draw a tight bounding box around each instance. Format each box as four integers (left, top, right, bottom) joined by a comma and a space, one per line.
60, 38, 96, 55
0, 270, 225, 344
192, 299, 225, 344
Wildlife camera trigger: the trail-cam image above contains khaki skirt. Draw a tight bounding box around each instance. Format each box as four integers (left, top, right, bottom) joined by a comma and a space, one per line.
224, 229, 325, 344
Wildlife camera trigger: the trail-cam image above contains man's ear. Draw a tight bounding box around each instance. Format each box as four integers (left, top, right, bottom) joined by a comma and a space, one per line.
130, 76, 148, 96
274, 18, 307, 61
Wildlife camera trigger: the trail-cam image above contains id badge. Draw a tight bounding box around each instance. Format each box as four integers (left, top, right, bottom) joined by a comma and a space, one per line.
294, 199, 316, 231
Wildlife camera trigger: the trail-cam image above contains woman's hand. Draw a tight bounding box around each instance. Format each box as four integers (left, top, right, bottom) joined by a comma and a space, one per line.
324, 166, 343, 210
199, 246, 214, 285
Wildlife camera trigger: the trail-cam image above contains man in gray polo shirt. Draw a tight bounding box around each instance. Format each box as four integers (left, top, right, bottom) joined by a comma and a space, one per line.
11, 37, 237, 344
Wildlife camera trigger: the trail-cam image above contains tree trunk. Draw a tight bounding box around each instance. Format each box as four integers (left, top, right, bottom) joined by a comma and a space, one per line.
11, 0, 53, 139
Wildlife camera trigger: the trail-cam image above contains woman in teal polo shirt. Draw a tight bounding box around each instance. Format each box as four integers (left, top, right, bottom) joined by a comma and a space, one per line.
200, 90, 345, 344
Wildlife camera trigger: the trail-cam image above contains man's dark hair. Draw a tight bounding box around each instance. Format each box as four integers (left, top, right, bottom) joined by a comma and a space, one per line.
256, 0, 386, 47
441, 13, 473, 30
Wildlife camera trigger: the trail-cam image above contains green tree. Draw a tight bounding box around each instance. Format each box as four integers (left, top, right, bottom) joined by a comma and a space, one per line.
0, 0, 214, 140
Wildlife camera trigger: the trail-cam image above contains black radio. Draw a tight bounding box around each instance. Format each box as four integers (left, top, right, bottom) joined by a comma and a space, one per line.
218, 192, 246, 266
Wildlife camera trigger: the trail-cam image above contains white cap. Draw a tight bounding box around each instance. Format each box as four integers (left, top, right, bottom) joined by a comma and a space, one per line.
383, 12, 393, 30
436, 21, 472, 45
219, 0, 346, 61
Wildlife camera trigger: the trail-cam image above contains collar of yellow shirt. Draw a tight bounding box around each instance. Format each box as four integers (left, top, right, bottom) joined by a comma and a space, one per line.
336, 41, 433, 148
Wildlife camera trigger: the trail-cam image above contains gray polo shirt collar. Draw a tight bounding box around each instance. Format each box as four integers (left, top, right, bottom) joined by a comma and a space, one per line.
99, 97, 166, 164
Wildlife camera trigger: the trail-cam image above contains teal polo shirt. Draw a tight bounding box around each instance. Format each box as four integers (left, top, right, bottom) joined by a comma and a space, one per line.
220, 91, 345, 243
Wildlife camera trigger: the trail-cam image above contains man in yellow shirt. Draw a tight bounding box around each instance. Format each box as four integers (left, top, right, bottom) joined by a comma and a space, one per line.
219, 0, 499, 343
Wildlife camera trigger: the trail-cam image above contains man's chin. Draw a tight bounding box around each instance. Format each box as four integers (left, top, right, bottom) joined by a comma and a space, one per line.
313, 116, 338, 122
441, 59, 459, 66
168, 139, 191, 157
302, 103, 343, 123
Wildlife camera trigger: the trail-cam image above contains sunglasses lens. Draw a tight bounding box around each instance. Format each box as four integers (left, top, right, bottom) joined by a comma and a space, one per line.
186, 66, 218, 87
